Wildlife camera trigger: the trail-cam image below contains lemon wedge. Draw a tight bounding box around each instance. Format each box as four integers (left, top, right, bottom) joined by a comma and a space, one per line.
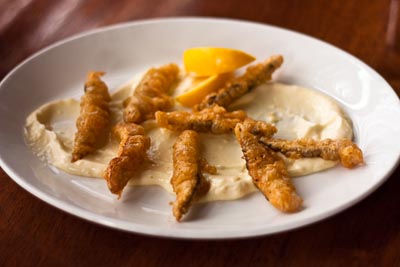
183, 47, 255, 76
176, 73, 231, 107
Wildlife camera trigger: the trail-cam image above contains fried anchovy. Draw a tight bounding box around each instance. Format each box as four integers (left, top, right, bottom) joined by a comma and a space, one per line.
104, 123, 150, 197
72, 71, 111, 162
235, 120, 302, 212
194, 55, 283, 111
124, 63, 179, 123
260, 138, 364, 168
171, 130, 210, 221
156, 105, 277, 137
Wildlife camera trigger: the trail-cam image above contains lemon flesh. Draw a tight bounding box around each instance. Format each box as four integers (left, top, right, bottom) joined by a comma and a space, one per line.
176, 73, 232, 107
183, 47, 255, 76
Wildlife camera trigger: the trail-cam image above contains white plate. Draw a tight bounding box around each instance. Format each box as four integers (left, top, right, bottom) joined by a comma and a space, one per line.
1, 18, 400, 239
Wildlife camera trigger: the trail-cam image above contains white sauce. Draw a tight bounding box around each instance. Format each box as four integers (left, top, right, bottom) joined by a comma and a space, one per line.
25, 74, 353, 202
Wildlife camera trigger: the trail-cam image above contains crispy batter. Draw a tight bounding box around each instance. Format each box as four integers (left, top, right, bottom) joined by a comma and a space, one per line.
171, 130, 210, 221
194, 55, 283, 111
260, 138, 364, 168
156, 106, 245, 134
104, 123, 150, 197
156, 105, 277, 136
123, 64, 179, 123
72, 71, 111, 162
235, 120, 302, 212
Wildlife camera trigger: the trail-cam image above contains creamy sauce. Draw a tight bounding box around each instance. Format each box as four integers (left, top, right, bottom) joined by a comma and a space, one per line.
25, 74, 353, 202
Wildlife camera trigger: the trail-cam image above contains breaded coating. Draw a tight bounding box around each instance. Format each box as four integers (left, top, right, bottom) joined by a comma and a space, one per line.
72, 71, 111, 162
235, 120, 302, 212
104, 123, 150, 197
156, 105, 277, 136
241, 118, 278, 138
123, 64, 179, 123
156, 106, 246, 134
260, 138, 364, 169
171, 130, 210, 221
194, 55, 283, 111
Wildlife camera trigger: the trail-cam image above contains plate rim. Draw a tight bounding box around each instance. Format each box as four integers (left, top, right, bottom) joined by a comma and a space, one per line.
1, 17, 400, 239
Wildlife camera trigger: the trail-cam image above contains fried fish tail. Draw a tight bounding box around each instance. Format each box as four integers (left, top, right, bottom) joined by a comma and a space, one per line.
235, 121, 302, 212
194, 55, 283, 111
104, 123, 150, 197
124, 63, 179, 123
337, 140, 364, 168
171, 130, 210, 221
200, 158, 217, 175
72, 71, 111, 162
260, 138, 364, 168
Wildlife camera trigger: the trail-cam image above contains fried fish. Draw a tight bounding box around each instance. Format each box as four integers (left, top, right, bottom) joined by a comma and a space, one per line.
104, 123, 150, 197
260, 138, 364, 168
72, 71, 111, 162
235, 120, 303, 212
194, 55, 283, 111
123, 64, 179, 123
156, 105, 277, 136
171, 130, 210, 221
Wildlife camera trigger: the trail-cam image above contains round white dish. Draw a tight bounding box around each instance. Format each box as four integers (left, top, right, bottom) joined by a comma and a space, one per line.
1, 17, 399, 239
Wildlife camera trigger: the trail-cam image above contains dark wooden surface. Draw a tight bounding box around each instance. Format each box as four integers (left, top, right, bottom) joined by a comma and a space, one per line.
1, 1, 400, 266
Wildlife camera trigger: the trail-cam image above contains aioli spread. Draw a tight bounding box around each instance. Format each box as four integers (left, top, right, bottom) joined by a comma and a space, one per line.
25, 74, 353, 202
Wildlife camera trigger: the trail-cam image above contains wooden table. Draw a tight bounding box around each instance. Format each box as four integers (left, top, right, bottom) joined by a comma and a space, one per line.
1, 1, 400, 266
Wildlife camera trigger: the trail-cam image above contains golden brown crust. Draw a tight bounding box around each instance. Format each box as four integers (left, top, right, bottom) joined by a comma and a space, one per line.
260, 138, 364, 168
194, 55, 283, 111
171, 130, 210, 221
72, 71, 111, 162
156, 106, 277, 137
123, 64, 179, 123
104, 123, 150, 197
234, 120, 302, 212
156, 106, 246, 134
